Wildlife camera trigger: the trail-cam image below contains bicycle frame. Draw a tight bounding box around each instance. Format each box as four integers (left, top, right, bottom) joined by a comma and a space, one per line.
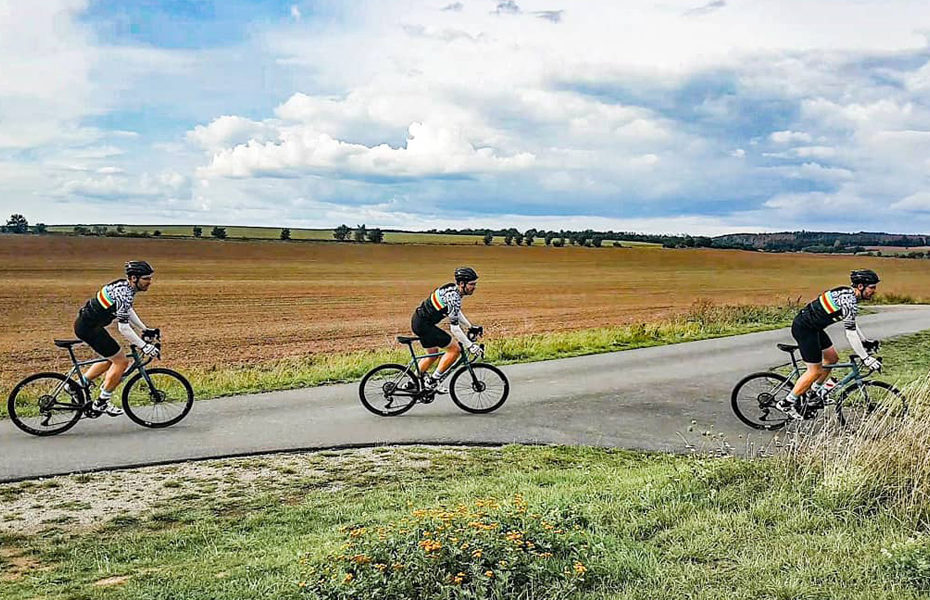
402, 341, 474, 381
56, 344, 156, 407
779, 349, 872, 407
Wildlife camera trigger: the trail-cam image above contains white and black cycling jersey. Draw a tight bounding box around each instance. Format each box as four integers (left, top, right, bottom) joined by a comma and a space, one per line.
415, 283, 464, 326
77, 279, 136, 328
796, 286, 858, 331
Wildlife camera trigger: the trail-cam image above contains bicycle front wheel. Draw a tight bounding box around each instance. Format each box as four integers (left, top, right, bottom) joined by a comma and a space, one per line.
122, 368, 194, 428
731, 372, 793, 430
359, 364, 419, 416
7, 372, 84, 436
449, 363, 509, 414
836, 380, 907, 430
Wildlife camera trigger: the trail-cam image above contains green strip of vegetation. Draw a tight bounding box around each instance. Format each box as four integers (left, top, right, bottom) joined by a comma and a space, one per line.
180, 301, 800, 402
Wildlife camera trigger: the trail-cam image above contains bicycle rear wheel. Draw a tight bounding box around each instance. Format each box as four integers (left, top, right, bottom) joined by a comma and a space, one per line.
7, 372, 84, 436
836, 380, 907, 431
449, 363, 509, 414
359, 364, 419, 416
731, 372, 793, 430
122, 368, 194, 428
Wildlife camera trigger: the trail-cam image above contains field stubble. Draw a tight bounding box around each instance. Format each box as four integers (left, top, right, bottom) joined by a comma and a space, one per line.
2, 234, 929, 395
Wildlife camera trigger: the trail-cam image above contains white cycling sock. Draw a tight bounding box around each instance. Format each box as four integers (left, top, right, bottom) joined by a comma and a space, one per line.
433, 370, 446, 381
784, 392, 799, 403
98, 389, 113, 401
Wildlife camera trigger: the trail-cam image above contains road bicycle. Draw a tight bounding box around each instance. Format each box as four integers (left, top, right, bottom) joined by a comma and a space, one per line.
7, 332, 194, 436
731, 341, 906, 431
359, 327, 510, 416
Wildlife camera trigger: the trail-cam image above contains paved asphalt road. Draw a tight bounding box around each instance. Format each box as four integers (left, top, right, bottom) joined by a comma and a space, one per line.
3, 305, 930, 482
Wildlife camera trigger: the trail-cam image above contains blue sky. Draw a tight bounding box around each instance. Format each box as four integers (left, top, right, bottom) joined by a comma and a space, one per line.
1, 0, 929, 234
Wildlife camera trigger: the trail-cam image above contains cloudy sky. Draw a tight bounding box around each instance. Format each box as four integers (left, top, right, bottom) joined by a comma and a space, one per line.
1, 0, 929, 234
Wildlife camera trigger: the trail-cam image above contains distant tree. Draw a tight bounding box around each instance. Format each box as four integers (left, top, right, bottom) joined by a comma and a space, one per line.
32, 223, 47, 234
280, 227, 291, 240
514, 232, 524, 246
503, 232, 514, 245
92, 225, 108, 236
524, 228, 537, 246
192, 226, 203, 238
5, 214, 28, 233
366, 228, 384, 243
353, 224, 368, 243
333, 224, 351, 241
544, 231, 555, 246
211, 226, 227, 239
552, 238, 564, 247
483, 232, 493, 245
591, 235, 604, 248
73, 226, 89, 235
116, 225, 126, 234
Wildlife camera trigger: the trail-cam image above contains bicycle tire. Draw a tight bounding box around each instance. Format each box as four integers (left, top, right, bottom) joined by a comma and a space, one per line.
731, 371, 793, 430
7, 372, 84, 436
122, 368, 194, 428
836, 380, 907, 430
449, 363, 510, 414
359, 364, 419, 417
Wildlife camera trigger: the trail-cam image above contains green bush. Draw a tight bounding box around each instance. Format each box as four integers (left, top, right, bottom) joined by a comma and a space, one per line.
300, 495, 597, 599
881, 533, 930, 591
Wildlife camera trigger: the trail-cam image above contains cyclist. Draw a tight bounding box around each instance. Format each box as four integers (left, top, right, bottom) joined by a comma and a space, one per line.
411, 266, 483, 393
776, 269, 881, 419
72, 260, 160, 416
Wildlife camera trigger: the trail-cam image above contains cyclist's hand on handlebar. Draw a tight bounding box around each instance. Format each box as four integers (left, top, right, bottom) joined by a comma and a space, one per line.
468, 325, 484, 341
863, 355, 882, 371
141, 342, 161, 359
468, 343, 484, 359
142, 328, 161, 342
863, 339, 880, 353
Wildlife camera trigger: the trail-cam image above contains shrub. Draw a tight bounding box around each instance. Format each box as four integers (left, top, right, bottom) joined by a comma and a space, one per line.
300, 495, 597, 599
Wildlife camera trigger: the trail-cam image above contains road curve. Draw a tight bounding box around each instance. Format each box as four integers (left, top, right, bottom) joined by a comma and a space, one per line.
3, 305, 930, 482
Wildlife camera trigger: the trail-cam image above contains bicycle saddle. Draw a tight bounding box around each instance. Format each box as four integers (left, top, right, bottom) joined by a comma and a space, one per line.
776, 343, 798, 352
53, 339, 83, 348
396, 336, 420, 344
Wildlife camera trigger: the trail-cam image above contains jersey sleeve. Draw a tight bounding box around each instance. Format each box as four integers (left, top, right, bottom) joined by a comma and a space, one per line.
841, 292, 858, 330
113, 285, 134, 324
442, 288, 463, 325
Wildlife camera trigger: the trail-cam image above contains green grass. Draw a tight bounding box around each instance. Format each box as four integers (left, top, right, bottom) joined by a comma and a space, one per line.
1, 445, 928, 599
176, 301, 799, 402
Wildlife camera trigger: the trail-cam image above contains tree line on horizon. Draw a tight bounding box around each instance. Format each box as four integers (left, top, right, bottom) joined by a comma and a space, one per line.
5, 213, 930, 255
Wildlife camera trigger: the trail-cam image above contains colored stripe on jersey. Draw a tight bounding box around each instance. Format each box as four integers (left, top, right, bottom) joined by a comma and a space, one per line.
97, 287, 114, 309
818, 291, 839, 314
430, 289, 446, 311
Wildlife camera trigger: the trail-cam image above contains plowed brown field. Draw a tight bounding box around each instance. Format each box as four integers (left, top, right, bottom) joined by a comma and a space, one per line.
1, 235, 928, 389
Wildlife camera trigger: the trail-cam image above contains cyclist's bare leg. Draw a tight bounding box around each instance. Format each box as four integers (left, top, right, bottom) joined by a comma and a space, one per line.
82, 360, 110, 383
436, 343, 460, 374
418, 349, 440, 375
101, 353, 130, 394
791, 361, 825, 397
816, 346, 839, 384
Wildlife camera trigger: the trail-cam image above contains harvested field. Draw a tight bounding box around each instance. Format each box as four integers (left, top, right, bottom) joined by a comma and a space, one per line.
1, 234, 928, 391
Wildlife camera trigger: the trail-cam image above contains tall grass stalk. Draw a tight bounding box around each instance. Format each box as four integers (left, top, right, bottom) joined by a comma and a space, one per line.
777, 377, 930, 523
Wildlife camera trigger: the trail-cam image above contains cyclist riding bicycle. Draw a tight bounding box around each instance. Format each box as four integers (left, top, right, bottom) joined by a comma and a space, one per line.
72, 260, 160, 416
776, 269, 881, 420
411, 266, 483, 393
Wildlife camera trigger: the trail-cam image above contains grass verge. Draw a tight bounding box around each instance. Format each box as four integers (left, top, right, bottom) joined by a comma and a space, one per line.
1, 444, 928, 599
178, 300, 802, 402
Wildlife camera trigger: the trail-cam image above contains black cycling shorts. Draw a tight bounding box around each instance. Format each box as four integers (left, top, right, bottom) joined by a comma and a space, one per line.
411, 313, 452, 349
74, 316, 120, 358
791, 317, 833, 363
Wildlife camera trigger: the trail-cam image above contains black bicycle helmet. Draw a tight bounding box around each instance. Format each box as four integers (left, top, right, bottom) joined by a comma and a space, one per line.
850, 269, 879, 286
125, 260, 154, 278
454, 266, 479, 283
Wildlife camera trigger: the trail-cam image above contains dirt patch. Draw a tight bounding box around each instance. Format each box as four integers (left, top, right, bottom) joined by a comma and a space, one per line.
93, 575, 131, 587
0, 546, 43, 582
0, 446, 476, 536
